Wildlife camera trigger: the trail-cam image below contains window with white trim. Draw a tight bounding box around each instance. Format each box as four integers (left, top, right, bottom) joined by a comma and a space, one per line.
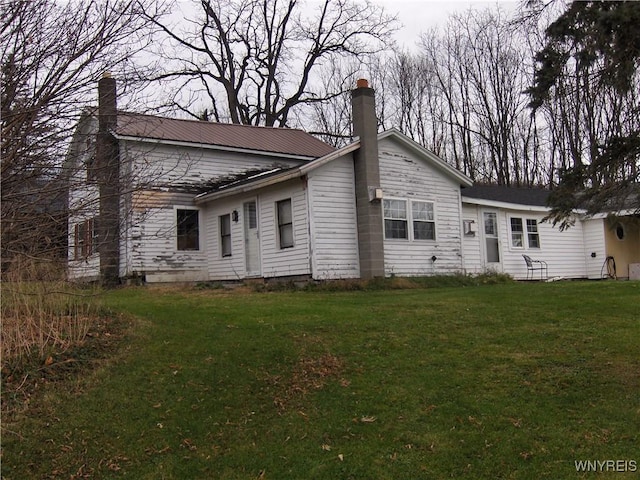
220, 214, 232, 257
177, 209, 199, 251
509, 217, 540, 249
277, 199, 294, 249
526, 219, 540, 248
412, 201, 435, 240
510, 218, 524, 247
383, 199, 408, 239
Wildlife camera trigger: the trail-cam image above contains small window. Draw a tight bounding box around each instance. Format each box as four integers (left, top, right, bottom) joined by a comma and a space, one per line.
526, 219, 540, 248
177, 209, 199, 251
220, 214, 232, 257
74, 218, 96, 260
383, 199, 408, 239
277, 199, 294, 249
615, 223, 625, 240
510, 218, 524, 248
412, 201, 435, 240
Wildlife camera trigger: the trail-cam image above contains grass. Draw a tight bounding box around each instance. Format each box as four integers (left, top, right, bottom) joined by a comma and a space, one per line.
2, 280, 639, 479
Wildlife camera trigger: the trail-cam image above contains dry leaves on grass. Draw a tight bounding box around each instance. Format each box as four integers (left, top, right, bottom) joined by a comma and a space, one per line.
268, 353, 345, 411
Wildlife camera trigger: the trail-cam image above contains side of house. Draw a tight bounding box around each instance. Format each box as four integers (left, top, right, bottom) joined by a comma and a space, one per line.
461, 186, 589, 280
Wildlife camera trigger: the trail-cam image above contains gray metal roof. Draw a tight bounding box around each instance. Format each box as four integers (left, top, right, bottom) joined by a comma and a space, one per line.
115, 112, 335, 158
462, 185, 551, 206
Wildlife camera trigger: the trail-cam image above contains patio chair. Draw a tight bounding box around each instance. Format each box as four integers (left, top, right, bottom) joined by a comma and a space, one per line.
522, 254, 548, 281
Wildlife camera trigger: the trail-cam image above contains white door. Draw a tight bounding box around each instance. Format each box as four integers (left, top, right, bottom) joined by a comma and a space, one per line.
482, 211, 502, 270
244, 200, 261, 277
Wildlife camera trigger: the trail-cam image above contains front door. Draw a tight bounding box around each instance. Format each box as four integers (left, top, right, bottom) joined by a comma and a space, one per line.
483, 211, 501, 269
244, 200, 261, 277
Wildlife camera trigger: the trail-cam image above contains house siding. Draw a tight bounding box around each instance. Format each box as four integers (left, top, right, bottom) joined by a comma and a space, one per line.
307, 156, 360, 279
462, 203, 588, 279
203, 179, 310, 281
461, 204, 483, 274
378, 138, 464, 276
582, 218, 607, 279
259, 181, 310, 278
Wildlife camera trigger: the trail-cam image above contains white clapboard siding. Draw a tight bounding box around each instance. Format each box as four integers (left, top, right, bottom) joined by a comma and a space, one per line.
582, 218, 606, 279
259, 180, 311, 278
496, 210, 587, 279
123, 141, 303, 191
463, 202, 590, 280
203, 197, 247, 281
119, 141, 305, 281
461, 204, 483, 275
127, 204, 208, 282
203, 179, 311, 280
378, 138, 464, 276
307, 156, 360, 279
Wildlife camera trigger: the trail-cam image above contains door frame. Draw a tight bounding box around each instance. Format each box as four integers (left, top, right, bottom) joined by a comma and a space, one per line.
243, 199, 261, 277
481, 210, 503, 272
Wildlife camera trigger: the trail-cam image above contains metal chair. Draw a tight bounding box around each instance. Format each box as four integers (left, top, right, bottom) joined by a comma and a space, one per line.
522, 254, 548, 280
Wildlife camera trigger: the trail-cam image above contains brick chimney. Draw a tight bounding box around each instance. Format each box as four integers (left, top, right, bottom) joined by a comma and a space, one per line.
351, 79, 385, 279
96, 73, 120, 285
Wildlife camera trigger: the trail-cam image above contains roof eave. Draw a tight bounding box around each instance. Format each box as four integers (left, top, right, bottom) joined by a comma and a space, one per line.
461, 196, 550, 211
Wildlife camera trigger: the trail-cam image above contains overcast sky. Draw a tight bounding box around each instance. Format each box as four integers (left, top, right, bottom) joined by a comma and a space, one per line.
375, 0, 519, 49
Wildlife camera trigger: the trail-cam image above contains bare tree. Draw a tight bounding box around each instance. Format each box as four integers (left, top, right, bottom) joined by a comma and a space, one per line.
144, 0, 397, 127
1, 0, 160, 275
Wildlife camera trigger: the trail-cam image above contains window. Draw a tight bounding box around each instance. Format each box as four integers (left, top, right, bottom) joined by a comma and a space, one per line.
510, 218, 524, 247
277, 199, 294, 249
177, 209, 199, 251
509, 217, 540, 249
74, 218, 96, 260
220, 214, 232, 257
615, 223, 625, 240
383, 199, 408, 239
412, 201, 435, 240
526, 219, 540, 248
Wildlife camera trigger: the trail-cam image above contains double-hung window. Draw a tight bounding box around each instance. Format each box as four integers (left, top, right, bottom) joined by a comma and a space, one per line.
384, 199, 436, 241
510, 218, 524, 247
177, 209, 199, 251
383, 199, 408, 239
412, 201, 435, 240
510, 217, 540, 249
526, 219, 540, 248
277, 199, 294, 249
219, 214, 232, 257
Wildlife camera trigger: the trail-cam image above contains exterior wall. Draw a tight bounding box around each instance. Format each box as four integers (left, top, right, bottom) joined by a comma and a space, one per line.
603, 217, 640, 279
127, 191, 208, 282
461, 204, 483, 274
203, 179, 311, 281
582, 218, 606, 279
259, 180, 310, 278
67, 116, 101, 281
307, 155, 360, 279
462, 202, 589, 279
69, 126, 308, 282
378, 138, 464, 276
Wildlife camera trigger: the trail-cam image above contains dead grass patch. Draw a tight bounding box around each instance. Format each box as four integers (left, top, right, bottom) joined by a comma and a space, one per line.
267, 353, 345, 411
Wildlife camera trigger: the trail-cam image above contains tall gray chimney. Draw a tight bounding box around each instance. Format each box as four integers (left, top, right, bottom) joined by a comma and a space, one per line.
351, 79, 385, 279
96, 73, 120, 285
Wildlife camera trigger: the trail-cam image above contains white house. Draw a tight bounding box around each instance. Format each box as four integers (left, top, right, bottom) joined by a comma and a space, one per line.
67, 76, 640, 283
460, 185, 639, 280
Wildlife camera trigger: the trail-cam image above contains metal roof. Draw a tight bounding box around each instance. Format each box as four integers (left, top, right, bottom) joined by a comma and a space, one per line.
114, 112, 335, 158
462, 185, 551, 206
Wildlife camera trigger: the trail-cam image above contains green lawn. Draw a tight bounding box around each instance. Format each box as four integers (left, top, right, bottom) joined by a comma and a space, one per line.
2, 281, 639, 479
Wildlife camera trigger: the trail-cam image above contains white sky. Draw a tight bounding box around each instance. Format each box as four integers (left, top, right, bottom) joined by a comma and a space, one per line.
375, 0, 520, 49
